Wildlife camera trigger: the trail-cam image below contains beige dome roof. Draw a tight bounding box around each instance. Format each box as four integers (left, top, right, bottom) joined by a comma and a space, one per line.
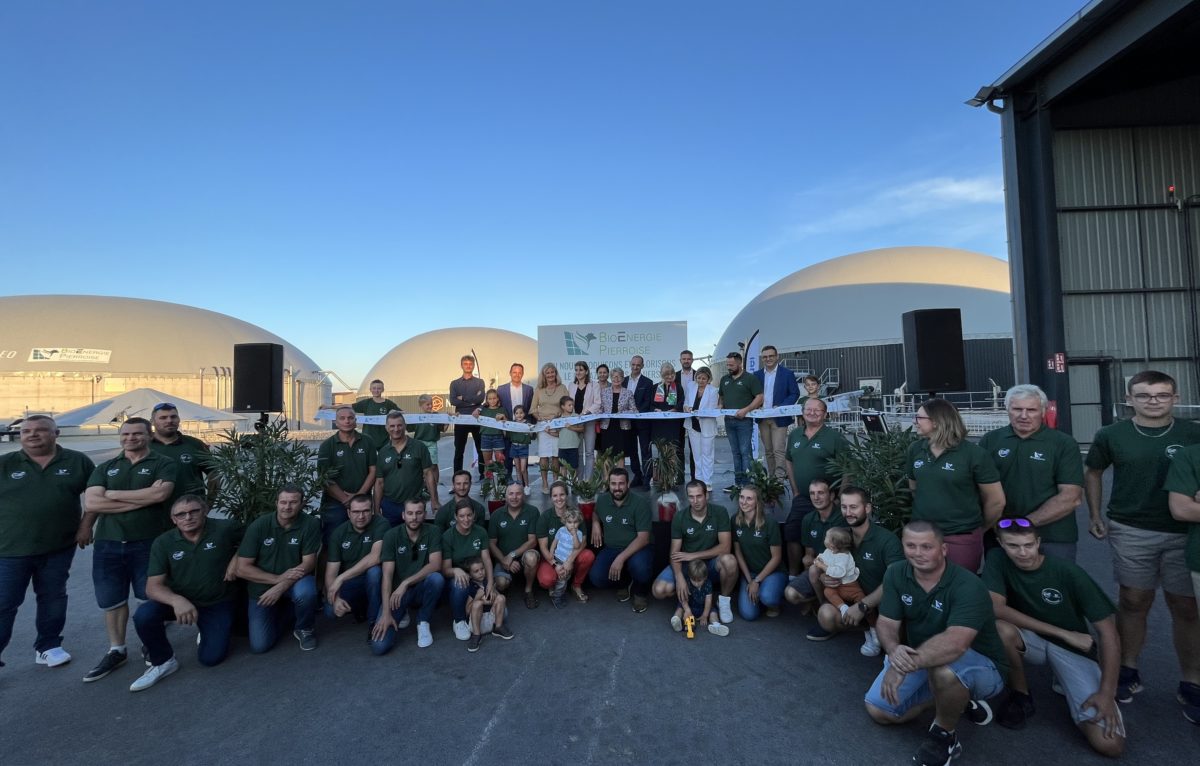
360, 327, 537, 394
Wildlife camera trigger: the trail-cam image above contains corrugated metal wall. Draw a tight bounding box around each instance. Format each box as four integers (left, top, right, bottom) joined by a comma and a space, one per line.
1054, 126, 1200, 441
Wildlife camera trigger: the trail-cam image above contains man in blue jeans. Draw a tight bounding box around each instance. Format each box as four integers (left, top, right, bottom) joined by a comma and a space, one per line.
864, 521, 1008, 766
0, 415, 94, 672
372, 498, 445, 653
323, 493, 388, 631
589, 468, 654, 613
717, 351, 763, 491
130, 494, 240, 691
236, 485, 321, 652
81, 417, 177, 683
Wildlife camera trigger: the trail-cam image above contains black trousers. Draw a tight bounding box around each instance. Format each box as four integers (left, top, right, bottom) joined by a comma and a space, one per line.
453, 424, 483, 475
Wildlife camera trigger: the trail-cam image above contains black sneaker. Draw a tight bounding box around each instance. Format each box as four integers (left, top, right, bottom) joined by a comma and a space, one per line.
616, 588, 632, 603
911, 723, 961, 766
467, 634, 482, 653
966, 699, 994, 726
1115, 666, 1142, 704
1184, 704, 1200, 726
82, 649, 127, 683
997, 691, 1035, 730
491, 624, 514, 640
806, 624, 834, 642
1179, 681, 1200, 708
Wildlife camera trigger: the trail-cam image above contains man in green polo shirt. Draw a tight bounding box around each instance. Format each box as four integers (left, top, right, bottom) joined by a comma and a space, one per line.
652, 481, 737, 624
374, 411, 439, 527
813, 486, 903, 657
488, 482, 541, 609
236, 484, 321, 653
372, 499, 445, 653
1164, 441, 1200, 723
1085, 369, 1200, 705
434, 471, 486, 531
785, 478, 850, 639
316, 407, 378, 544
979, 385, 1084, 561
588, 467, 654, 613
149, 403, 213, 506
984, 520, 1125, 754
323, 493, 388, 631
784, 397, 847, 575
717, 351, 763, 490
353, 378, 401, 449
129, 494, 240, 691
81, 417, 177, 683
864, 520, 1007, 766
0, 415, 94, 671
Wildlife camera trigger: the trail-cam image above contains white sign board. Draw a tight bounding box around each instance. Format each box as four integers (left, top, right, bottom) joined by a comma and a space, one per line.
538, 322, 688, 382
28, 347, 113, 364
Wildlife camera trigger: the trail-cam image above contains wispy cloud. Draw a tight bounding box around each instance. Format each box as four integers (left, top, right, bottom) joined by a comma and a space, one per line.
741, 174, 1005, 263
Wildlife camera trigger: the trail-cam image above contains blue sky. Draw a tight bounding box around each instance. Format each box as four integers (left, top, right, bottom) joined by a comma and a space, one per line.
1, 0, 1085, 387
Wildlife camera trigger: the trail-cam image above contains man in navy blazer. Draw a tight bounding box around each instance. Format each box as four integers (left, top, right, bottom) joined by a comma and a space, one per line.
753, 345, 800, 483
497, 363, 534, 479
627, 355, 656, 487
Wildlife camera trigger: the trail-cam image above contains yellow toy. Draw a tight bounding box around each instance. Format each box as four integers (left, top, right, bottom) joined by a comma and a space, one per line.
684, 615, 695, 639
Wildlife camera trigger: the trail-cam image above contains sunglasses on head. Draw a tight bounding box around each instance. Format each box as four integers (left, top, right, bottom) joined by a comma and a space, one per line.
997, 518, 1033, 529
152, 403, 177, 413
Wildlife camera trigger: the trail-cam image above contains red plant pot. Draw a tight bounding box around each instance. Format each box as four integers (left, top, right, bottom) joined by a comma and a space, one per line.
578, 500, 595, 524
657, 500, 677, 523
487, 500, 505, 513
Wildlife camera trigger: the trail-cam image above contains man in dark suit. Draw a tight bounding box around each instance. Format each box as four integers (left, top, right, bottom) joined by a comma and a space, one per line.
753, 345, 801, 483
627, 355, 655, 487
496, 363, 534, 479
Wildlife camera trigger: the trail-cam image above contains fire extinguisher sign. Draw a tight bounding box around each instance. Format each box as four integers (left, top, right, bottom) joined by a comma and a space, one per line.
1046, 353, 1066, 373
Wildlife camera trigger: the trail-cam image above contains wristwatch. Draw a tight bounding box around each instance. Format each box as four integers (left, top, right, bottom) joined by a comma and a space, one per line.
858, 602, 869, 614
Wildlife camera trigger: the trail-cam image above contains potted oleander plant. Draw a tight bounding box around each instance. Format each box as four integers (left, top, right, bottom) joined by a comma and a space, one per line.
479, 460, 509, 514
828, 425, 919, 532
563, 448, 618, 524
725, 459, 787, 519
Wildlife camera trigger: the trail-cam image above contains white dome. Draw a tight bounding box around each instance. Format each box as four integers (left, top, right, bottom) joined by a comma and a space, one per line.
0, 295, 323, 374
717, 247, 1013, 353
360, 327, 537, 394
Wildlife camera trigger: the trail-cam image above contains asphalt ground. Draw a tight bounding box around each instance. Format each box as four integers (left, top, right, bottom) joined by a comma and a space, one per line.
2, 436, 1199, 765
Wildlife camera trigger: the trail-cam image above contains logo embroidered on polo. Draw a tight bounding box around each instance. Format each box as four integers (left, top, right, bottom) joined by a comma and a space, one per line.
264, 537, 275, 546
10, 471, 26, 479
941, 463, 955, 471
932, 599, 944, 611
203, 542, 215, 550
901, 594, 913, 605
687, 527, 696, 535
107, 468, 121, 477
605, 515, 614, 523
811, 443, 822, 449
913, 460, 925, 469
472, 539, 482, 550
397, 545, 409, 555
705, 524, 714, 532
1031, 451, 1046, 461
288, 537, 299, 545
1167, 444, 1183, 459
862, 552, 875, 560
180, 454, 192, 463
138, 467, 152, 475
172, 551, 184, 560
336, 450, 345, 457
997, 449, 1011, 458
736, 529, 743, 537
341, 541, 352, 549
1041, 588, 1063, 605
418, 543, 427, 551
55, 468, 70, 475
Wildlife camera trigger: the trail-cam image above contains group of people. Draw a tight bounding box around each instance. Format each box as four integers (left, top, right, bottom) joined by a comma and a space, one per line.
4, 364, 1200, 764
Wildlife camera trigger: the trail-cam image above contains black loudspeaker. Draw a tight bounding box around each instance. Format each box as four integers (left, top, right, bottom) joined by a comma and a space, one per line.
233, 343, 284, 412
902, 309, 966, 394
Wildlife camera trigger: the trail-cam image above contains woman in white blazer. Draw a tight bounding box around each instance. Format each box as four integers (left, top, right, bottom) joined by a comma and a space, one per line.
570, 361, 602, 479
684, 366, 719, 491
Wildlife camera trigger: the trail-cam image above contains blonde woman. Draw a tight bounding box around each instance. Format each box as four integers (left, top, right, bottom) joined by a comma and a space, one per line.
906, 397, 1005, 572
532, 363, 569, 494
684, 366, 719, 491
733, 485, 786, 620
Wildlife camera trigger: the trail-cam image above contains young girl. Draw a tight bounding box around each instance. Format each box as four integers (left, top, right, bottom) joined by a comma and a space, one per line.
556, 396, 585, 473
464, 557, 512, 652
509, 406, 532, 493
814, 527, 864, 617
549, 508, 585, 608
475, 388, 507, 466
671, 559, 729, 636
408, 394, 447, 481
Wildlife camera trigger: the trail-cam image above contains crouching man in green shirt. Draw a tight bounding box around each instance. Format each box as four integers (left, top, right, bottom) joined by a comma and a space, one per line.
236, 485, 321, 653
864, 521, 1008, 766
130, 495, 240, 691
984, 518, 1125, 755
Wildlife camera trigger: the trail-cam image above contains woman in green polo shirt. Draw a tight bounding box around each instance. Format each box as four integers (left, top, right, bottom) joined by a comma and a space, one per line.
733, 486, 786, 620
907, 398, 1004, 573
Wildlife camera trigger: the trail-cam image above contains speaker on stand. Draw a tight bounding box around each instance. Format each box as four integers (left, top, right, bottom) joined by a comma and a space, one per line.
233, 343, 284, 431
902, 309, 967, 396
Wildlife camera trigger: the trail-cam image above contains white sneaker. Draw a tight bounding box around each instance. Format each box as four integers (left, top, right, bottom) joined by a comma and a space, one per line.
524, 486, 532, 496
480, 611, 496, 634
860, 627, 881, 657
396, 612, 412, 630
35, 647, 72, 667
416, 622, 433, 648
717, 595, 733, 624
708, 620, 730, 637
839, 603, 850, 618
453, 620, 471, 641
129, 657, 178, 692
670, 614, 683, 632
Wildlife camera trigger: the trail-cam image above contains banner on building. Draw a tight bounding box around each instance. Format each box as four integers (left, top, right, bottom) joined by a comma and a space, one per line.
28, 347, 112, 364
538, 322, 688, 380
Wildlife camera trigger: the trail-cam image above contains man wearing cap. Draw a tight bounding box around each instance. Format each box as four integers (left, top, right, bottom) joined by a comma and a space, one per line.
718, 351, 763, 490
81, 417, 177, 683
236, 484, 321, 652
374, 411, 439, 527
0, 415, 94, 672
129, 494, 240, 691
316, 407, 377, 544
149, 402, 213, 507
353, 379, 401, 450
324, 493, 389, 632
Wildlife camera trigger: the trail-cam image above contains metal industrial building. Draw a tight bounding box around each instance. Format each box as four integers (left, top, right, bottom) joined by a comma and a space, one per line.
970, 0, 1200, 443
714, 247, 1016, 402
